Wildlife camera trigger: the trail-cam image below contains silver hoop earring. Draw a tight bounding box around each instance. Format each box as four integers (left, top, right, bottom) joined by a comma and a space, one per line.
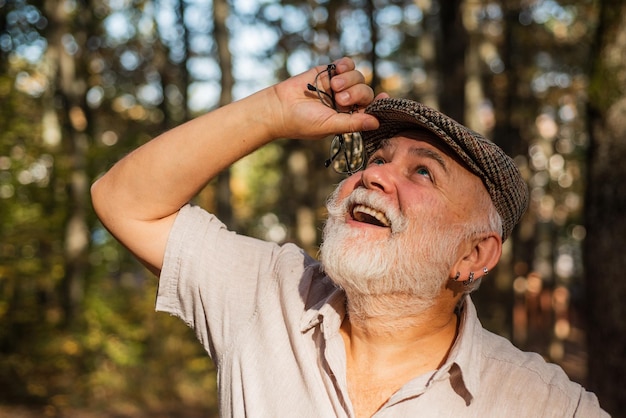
483, 267, 489, 276
464, 271, 475, 286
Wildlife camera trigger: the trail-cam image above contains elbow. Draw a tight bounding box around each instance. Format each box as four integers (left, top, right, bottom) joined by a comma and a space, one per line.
90, 176, 111, 227
90, 174, 127, 242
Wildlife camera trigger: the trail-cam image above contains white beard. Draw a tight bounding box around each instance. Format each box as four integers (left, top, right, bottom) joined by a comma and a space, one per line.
319, 184, 462, 319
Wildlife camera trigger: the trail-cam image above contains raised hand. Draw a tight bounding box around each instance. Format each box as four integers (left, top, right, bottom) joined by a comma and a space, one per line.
264, 57, 381, 141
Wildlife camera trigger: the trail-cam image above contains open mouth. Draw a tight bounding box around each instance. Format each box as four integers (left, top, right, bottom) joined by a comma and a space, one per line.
351, 204, 391, 228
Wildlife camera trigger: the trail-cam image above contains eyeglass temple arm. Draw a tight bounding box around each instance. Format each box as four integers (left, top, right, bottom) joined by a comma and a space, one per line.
325, 64, 336, 105
324, 135, 345, 167
307, 83, 336, 109
307, 64, 338, 109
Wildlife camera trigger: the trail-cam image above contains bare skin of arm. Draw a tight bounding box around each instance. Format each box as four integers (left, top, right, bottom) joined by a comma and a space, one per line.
91, 57, 381, 274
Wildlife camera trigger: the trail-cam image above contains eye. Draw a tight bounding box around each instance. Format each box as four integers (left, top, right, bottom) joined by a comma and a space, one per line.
416, 166, 432, 179
367, 156, 386, 166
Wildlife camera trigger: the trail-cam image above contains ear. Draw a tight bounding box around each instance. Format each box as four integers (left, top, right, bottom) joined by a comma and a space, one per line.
449, 233, 502, 285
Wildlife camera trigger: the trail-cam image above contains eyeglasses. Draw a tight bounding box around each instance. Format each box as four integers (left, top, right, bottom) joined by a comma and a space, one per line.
307, 64, 365, 175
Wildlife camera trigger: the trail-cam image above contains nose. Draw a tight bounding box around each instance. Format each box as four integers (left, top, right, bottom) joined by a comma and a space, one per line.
360, 162, 397, 194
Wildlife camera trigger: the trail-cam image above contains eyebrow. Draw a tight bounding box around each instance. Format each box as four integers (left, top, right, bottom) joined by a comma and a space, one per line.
408, 147, 448, 173
378, 137, 449, 173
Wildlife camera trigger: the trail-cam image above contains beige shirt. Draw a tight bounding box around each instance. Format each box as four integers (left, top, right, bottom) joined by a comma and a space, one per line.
156, 204, 608, 417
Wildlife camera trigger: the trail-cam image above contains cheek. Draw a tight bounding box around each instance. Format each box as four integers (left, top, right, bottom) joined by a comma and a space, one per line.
400, 178, 474, 224
334, 174, 362, 201
397, 188, 441, 219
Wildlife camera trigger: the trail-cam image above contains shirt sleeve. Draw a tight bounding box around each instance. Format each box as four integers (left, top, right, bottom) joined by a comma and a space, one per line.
155, 204, 283, 360
574, 389, 611, 418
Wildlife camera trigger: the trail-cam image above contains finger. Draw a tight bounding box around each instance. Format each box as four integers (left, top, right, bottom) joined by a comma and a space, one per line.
327, 111, 379, 134
334, 84, 375, 109
332, 57, 356, 74
330, 68, 365, 93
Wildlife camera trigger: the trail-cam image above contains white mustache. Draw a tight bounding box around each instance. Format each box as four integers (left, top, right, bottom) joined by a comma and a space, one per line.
326, 186, 408, 234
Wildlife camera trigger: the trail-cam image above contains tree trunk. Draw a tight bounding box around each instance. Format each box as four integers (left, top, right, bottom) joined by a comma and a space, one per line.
366, 0, 380, 93
437, 0, 467, 121
213, 0, 235, 229
43, 0, 92, 327
584, 1, 626, 415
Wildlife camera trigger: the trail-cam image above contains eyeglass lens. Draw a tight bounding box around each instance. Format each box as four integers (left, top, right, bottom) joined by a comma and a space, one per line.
327, 133, 364, 174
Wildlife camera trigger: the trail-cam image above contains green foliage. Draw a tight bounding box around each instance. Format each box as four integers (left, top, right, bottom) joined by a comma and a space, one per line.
0, 1, 219, 414
76, 261, 218, 414
230, 141, 285, 231
0, 0, 621, 414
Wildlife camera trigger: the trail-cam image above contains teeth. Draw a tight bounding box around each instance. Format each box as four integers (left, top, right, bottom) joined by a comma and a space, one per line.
352, 204, 391, 227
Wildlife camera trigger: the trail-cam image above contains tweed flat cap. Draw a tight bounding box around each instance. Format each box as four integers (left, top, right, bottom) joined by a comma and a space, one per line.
361, 98, 529, 241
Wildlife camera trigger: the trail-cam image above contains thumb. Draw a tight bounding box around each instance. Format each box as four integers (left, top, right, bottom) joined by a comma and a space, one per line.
327, 110, 380, 135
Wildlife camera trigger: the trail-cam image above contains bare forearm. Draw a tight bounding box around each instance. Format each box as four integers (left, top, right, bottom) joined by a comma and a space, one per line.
91, 58, 379, 271
91, 87, 279, 271
92, 88, 275, 223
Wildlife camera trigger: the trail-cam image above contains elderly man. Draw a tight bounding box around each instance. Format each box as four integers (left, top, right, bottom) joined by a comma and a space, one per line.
91, 58, 607, 417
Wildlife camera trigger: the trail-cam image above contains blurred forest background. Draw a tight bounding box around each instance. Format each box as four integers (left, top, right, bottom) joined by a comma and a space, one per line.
1, 0, 625, 416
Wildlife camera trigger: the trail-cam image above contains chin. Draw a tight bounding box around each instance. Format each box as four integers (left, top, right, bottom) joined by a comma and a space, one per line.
320, 214, 450, 301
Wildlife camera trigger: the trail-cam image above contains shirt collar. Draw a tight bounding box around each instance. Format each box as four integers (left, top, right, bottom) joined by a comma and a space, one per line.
300, 280, 346, 333
432, 295, 483, 404
300, 278, 483, 405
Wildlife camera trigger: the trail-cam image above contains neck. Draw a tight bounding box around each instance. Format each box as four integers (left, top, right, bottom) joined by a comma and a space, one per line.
345, 290, 458, 332
341, 292, 461, 371
339, 292, 462, 418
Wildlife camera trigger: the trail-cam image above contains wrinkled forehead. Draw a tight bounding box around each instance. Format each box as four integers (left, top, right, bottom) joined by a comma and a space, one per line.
378, 129, 479, 177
